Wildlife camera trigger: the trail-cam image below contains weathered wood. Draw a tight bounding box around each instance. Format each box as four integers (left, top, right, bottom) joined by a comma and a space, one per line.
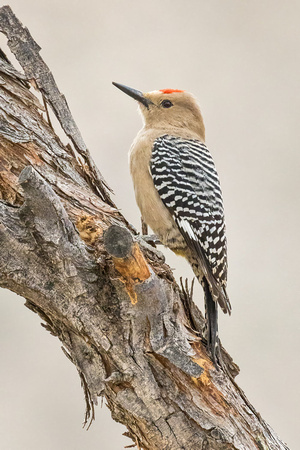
0, 7, 289, 450
0, 5, 114, 206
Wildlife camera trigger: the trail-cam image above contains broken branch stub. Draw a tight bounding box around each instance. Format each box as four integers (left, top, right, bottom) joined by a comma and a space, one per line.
104, 225, 151, 304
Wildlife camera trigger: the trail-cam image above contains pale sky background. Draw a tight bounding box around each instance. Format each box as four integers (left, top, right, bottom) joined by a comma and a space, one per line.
0, 1, 299, 449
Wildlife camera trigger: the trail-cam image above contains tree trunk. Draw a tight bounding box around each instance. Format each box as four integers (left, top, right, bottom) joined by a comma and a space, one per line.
0, 6, 289, 450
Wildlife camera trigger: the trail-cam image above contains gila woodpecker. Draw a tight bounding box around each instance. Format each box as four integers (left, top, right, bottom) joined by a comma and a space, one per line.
112, 82, 231, 365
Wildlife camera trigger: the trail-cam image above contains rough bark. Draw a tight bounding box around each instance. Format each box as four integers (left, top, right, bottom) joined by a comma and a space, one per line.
0, 6, 289, 450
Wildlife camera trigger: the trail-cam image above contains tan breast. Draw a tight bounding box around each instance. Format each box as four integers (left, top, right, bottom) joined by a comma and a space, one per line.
129, 129, 174, 240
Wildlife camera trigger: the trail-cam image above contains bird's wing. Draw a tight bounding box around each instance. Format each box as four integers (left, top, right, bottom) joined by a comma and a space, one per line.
151, 134, 231, 313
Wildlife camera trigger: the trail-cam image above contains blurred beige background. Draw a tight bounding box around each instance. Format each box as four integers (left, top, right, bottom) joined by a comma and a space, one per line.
0, 1, 299, 449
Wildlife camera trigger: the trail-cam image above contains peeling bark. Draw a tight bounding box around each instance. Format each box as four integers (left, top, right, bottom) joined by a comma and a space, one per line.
0, 6, 289, 450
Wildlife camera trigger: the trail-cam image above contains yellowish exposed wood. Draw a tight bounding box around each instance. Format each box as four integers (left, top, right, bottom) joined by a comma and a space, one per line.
113, 243, 151, 304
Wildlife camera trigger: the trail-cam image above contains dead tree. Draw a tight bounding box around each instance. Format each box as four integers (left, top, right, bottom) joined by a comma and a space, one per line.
0, 6, 289, 450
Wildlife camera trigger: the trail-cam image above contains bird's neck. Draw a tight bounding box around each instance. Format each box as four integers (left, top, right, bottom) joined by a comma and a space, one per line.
142, 123, 205, 142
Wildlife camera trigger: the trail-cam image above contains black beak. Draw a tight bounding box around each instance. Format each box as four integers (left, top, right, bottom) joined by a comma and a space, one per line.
112, 82, 152, 108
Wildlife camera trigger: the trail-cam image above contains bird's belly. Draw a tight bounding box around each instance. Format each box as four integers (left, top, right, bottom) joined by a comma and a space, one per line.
134, 172, 186, 252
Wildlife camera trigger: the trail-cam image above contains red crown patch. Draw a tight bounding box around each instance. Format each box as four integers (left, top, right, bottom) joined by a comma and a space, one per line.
159, 89, 184, 94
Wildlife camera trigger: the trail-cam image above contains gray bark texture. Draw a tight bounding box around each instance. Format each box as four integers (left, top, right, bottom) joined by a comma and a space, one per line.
0, 6, 289, 450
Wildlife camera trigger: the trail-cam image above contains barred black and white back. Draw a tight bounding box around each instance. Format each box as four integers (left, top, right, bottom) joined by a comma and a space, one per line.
151, 134, 231, 314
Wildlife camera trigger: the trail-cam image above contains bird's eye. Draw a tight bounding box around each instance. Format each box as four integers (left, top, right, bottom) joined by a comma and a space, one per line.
161, 99, 173, 108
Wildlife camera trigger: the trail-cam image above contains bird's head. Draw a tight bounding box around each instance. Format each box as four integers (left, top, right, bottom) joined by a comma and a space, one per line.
112, 82, 205, 141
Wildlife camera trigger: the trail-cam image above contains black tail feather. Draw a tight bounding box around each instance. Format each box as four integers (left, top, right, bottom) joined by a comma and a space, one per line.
202, 277, 219, 366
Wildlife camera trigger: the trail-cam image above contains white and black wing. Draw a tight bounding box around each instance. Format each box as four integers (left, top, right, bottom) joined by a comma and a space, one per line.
151, 134, 230, 312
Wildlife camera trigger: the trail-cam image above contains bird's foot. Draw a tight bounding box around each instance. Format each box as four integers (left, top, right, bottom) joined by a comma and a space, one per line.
140, 234, 162, 246
136, 235, 165, 262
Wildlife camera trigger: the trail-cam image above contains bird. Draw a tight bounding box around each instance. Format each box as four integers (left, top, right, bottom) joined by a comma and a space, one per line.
112, 82, 231, 365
